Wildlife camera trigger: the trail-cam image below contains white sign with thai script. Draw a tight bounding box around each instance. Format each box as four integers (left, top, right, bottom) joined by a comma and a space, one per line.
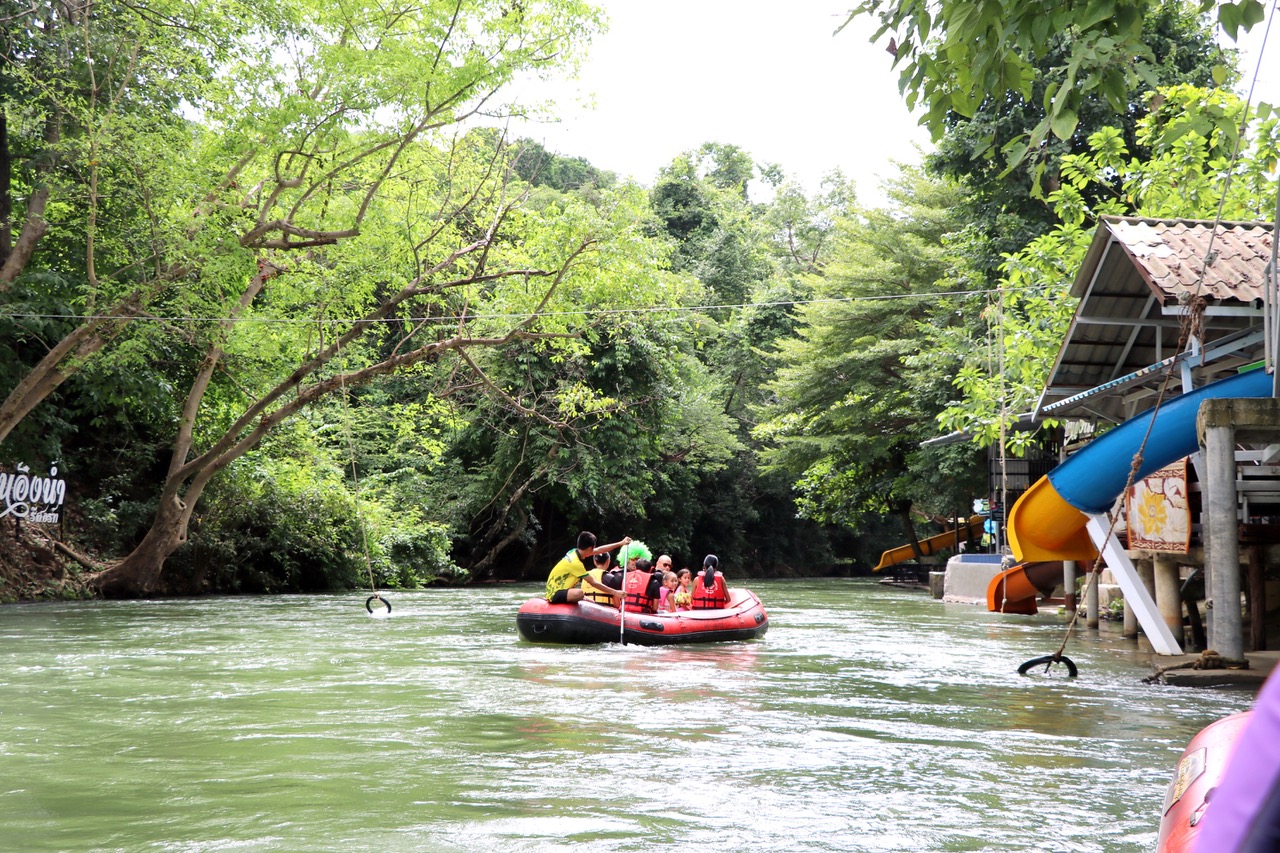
1, 463, 67, 523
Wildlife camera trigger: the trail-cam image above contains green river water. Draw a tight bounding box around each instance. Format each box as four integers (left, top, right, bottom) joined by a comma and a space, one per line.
0, 579, 1256, 852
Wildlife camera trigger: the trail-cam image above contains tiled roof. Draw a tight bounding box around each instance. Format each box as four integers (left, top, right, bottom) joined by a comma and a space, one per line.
1100, 217, 1274, 305
1036, 216, 1275, 423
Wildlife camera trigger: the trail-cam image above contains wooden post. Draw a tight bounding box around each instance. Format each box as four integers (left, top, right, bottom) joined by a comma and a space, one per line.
1247, 542, 1266, 652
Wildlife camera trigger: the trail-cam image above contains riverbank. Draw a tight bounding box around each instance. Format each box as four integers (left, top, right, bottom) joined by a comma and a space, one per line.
1154, 649, 1279, 688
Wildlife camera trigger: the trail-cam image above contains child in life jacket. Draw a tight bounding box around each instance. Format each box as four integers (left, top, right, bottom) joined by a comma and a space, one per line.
658, 571, 680, 612
579, 552, 621, 605
672, 569, 693, 612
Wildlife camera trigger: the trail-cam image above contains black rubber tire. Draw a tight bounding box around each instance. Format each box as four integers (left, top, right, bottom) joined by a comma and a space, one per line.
366, 595, 391, 615
1018, 654, 1078, 677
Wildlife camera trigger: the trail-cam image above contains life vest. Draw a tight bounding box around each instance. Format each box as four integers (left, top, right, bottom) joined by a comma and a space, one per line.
579, 568, 616, 605
691, 572, 728, 610
623, 570, 658, 613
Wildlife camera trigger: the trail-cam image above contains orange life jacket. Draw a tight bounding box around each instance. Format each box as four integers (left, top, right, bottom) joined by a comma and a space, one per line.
691, 572, 728, 610
622, 570, 658, 613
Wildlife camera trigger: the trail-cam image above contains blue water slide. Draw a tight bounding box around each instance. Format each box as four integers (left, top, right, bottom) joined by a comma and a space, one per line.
1050, 367, 1272, 515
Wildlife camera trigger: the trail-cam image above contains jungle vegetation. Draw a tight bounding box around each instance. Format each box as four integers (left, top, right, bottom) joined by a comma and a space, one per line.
0, 0, 1273, 599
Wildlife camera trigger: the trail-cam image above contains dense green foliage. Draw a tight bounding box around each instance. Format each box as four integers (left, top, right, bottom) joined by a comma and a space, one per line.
0, 2, 1267, 599
938, 88, 1280, 448
844, 0, 1268, 166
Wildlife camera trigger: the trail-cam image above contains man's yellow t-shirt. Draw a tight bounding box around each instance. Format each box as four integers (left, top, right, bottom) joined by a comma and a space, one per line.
545, 549, 588, 601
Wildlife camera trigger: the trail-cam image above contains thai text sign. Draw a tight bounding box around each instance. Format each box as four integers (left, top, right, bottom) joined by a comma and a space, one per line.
1, 463, 67, 524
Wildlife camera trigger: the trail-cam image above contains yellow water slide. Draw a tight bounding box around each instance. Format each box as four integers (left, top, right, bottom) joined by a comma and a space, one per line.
1005, 476, 1098, 564
988, 478, 1097, 613
873, 516, 985, 572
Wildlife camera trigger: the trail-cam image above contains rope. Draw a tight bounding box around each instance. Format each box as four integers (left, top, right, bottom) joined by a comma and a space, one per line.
1031, 72, 1265, 660
1141, 649, 1251, 684
335, 337, 386, 614
1039, 279, 1210, 666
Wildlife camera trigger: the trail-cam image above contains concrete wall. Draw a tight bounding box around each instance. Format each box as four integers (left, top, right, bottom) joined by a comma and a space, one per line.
942, 554, 1004, 605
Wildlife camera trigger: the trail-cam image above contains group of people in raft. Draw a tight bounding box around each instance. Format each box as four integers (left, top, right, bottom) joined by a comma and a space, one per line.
544, 531, 730, 614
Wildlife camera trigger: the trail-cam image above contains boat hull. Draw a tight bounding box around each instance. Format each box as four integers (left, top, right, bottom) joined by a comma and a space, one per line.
516, 588, 768, 645
1156, 711, 1253, 853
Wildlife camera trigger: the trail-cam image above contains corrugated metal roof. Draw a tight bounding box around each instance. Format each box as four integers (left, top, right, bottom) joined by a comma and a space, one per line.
1037, 216, 1274, 423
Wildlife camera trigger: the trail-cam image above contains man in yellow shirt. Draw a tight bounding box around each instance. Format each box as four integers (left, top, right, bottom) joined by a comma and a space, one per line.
545, 531, 630, 604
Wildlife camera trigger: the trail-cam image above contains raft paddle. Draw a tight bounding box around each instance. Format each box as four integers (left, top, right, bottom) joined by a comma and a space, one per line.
618, 542, 630, 645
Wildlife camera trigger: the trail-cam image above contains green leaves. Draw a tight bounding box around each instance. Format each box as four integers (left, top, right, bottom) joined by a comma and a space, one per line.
754, 168, 983, 527
937, 86, 1280, 452
1218, 0, 1267, 38
843, 0, 1261, 169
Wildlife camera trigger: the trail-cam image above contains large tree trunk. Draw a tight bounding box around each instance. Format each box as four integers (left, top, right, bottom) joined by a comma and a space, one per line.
83, 237, 579, 598
895, 500, 925, 561
89, 491, 192, 596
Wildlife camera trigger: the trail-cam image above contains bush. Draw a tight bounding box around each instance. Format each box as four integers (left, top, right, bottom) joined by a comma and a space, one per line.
369, 522, 468, 589
169, 462, 365, 594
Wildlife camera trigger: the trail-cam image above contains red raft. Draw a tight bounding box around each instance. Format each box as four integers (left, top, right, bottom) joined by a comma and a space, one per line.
1156, 711, 1252, 852
516, 587, 768, 646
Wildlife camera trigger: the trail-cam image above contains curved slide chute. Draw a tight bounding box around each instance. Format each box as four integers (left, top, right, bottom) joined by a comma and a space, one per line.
873, 515, 984, 572
993, 367, 1272, 613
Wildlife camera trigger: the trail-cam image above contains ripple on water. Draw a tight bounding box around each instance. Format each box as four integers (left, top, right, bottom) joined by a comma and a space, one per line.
0, 581, 1256, 853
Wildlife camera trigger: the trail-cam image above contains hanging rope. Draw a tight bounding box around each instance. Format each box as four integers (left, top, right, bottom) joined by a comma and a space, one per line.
1022, 286, 1210, 676
334, 338, 389, 616
618, 542, 631, 645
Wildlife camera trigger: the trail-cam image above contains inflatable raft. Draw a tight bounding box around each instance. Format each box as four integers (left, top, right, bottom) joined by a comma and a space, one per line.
1156, 711, 1252, 852
516, 587, 768, 645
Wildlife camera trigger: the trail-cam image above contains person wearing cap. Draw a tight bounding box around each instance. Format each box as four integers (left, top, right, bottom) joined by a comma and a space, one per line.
545, 531, 630, 605
691, 554, 729, 609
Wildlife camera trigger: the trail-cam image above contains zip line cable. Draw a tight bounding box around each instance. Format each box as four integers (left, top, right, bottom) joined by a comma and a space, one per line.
0, 285, 1028, 328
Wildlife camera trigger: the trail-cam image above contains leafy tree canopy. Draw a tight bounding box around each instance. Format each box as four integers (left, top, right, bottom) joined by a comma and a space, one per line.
843, 0, 1269, 169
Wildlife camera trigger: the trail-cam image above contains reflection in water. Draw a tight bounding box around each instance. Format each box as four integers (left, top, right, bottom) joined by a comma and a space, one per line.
0, 580, 1255, 852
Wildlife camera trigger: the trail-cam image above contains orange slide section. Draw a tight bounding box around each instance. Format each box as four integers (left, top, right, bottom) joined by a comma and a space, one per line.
987, 560, 1066, 615
1006, 476, 1097, 564
988, 476, 1099, 613
873, 516, 985, 572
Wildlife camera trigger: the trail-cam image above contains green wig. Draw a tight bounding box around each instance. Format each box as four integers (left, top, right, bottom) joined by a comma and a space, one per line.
616, 540, 652, 563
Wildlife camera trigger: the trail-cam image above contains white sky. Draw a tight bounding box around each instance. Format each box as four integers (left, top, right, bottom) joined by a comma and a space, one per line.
510, 1, 1279, 208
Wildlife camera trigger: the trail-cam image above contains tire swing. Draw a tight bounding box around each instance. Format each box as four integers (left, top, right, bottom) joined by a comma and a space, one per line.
1018, 653, 1078, 678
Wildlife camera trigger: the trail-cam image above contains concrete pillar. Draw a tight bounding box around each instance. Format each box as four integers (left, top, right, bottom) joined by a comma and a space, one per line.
1125, 558, 1156, 639
1153, 555, 1184, 651
1123, 589, 1138, 638
1203, 421, 1243, 659
1064, 560, 1077, 612
1086, 566, 1099, 629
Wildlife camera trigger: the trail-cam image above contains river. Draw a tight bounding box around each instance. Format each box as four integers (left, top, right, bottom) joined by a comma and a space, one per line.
0, 579, 1255, 852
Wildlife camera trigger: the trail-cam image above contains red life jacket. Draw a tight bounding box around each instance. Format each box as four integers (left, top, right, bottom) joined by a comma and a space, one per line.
691, 572, 728, 610
622, 570, 658, 613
